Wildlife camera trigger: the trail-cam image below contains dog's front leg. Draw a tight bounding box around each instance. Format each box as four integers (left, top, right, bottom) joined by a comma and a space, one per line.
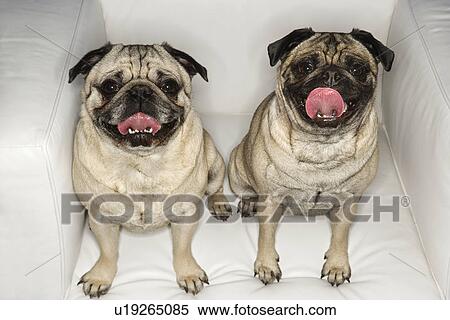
171, 222, 208, 295
204, 134, 232, 221
322, 199, 352, 286
254, 199, 282, 285
78, 217, 120, 298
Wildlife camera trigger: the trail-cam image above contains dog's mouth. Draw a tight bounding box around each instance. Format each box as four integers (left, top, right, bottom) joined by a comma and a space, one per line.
294, 87, 361, 128
305, 87, 346, 123
117, 112, 162, 136
98, 111, 182, 148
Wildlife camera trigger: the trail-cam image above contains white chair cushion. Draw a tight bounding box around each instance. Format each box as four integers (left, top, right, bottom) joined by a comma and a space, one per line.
67, 114, 441, 299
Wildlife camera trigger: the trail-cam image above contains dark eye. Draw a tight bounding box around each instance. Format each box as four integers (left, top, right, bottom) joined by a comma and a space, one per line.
160, 79, 180, 95
299, 60, 315, 75
349, 62, 366, 77
100, 79, 120, 95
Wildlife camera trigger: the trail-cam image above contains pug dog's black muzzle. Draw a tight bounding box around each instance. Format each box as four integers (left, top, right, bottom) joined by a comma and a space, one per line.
94, 84, 184, 147
285, 67, 373, 129
120, 84, 183, 123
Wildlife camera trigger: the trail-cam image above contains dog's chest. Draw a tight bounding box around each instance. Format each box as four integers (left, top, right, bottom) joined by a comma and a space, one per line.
266, 136, 377, 201
78, 149, 207, 232
107, 157, 206, 232
266, 162, 347, 199
111, 157, 176, 194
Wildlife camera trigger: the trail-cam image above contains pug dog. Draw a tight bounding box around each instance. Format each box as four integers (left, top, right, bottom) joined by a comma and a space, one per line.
228, 29, 394, 286
69, 43, 230, 297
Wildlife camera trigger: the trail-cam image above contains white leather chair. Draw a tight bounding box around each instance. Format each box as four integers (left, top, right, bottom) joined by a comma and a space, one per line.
0, 0, 448, 299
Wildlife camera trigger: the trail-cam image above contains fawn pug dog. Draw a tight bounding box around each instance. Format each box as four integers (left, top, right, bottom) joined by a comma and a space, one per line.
228, 29, 394, 286
69, 43, 229, 297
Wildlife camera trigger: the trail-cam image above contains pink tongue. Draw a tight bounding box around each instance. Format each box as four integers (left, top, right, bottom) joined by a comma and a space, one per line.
117, 112, 161, 136
305, 87, 345, 119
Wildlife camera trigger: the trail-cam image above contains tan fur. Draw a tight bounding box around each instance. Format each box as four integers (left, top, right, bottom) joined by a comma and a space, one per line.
74, 44, 225, 296
228, 33, 379, 286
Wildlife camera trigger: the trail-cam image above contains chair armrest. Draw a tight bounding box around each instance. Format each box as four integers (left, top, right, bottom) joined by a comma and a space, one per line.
0, 0, 106, 298
382, 0, 450, 298
47, 0, 107, 297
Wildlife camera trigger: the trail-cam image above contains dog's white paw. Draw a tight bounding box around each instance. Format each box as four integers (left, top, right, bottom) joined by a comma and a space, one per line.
321, 250, 351, 287
176, 264, 209, 295
78, 261, 117, 298
254, 254, 281, 285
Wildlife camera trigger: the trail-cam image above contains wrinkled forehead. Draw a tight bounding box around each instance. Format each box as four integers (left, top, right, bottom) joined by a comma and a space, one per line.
92, 44, 187, 83
291, 33, 376, 67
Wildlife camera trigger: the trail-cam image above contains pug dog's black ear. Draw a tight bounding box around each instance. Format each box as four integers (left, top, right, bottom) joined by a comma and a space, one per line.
162, 43, 208, 82
267, 28, 315, 67
68, 42, 113, 83
350, 29, 394, 71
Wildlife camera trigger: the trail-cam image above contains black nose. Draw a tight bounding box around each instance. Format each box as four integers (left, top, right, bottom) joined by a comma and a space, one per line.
323, 71, 341, 86
129, 85, 153, 101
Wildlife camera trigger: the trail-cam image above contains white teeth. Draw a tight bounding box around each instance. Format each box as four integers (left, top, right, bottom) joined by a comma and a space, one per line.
317, 112, 334, 119
317, 109, 339, 120
127, 128, 154, 135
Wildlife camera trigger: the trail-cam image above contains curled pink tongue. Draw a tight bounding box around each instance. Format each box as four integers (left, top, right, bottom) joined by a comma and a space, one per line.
117, 112, 161, 136
305, 87, 345, 119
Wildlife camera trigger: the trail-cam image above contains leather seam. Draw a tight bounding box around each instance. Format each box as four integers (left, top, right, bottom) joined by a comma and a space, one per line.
97, 0, 109, 39
378, 0, 400, 124
385, 0, 399, 47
